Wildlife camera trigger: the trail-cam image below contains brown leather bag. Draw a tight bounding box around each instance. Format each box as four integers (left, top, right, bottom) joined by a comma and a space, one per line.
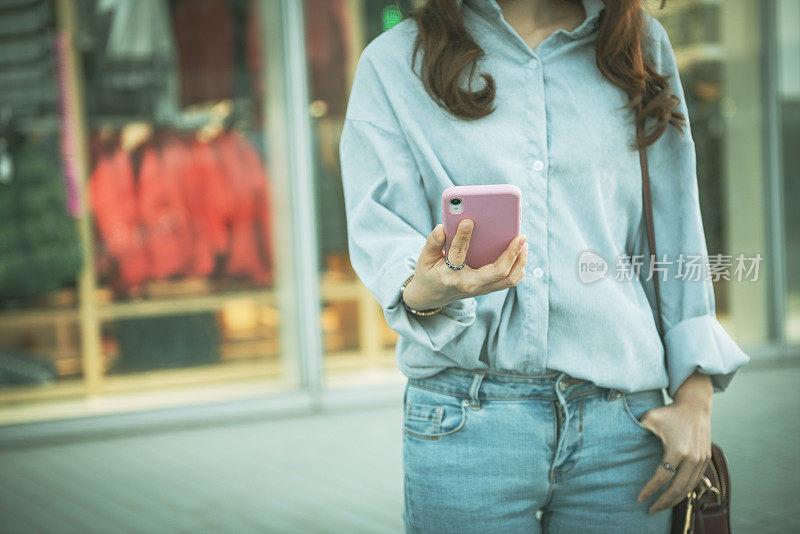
637, 122, 732, 534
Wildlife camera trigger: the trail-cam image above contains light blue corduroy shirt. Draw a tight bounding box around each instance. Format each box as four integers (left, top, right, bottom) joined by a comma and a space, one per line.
339, 0, 750, 399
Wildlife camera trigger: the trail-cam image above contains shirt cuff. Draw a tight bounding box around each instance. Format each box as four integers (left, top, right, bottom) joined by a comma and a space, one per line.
663, 315, 751, 400
380, 256, 477, 352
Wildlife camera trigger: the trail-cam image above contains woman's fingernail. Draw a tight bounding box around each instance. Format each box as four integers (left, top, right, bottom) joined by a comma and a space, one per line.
520, 234, 527, 244
521, 243, 528, 254
637, 495, 644, 503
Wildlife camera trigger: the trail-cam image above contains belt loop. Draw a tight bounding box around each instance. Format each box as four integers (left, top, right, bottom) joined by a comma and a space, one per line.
468, 372, 486, 409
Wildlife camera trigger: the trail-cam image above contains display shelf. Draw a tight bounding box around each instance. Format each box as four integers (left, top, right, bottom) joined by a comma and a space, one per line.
1, 277, 377, 321
219, 338, 280, 361
0, 283, 357, 330
93, 277, 361, 321
101, 339, 280, 368
0, 277, 366, 328
100, 359, 284, 394
0, 379, 87, 405
0, 307, 80, 329
96, 289, 277, 320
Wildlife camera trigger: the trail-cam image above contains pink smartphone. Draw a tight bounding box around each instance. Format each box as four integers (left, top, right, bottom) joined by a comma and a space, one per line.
441, 184, 522, 269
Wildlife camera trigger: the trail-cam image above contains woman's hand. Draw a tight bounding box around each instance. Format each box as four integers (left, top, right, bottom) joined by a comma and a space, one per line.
636, 372, 714, 514
401, 218, 528, 311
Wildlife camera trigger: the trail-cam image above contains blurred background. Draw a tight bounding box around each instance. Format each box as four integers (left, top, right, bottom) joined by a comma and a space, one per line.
0, 0, 797, 532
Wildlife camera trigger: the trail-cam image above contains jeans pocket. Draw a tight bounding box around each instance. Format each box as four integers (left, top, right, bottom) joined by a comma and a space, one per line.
403, 383, 468, 441
620, 389, 664, 436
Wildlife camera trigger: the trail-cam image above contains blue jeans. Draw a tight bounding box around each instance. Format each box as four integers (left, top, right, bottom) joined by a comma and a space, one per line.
402, 367, 672, 533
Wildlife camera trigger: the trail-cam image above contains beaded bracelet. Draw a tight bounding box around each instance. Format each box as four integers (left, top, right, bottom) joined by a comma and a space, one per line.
400, 273, 443, 316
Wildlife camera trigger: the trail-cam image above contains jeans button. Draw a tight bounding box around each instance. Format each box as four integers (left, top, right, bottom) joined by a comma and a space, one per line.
461, 399, 470, 407
558, 378, 569, 392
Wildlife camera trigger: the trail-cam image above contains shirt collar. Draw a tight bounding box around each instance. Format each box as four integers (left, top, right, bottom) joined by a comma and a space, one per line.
457, 0, 605, 40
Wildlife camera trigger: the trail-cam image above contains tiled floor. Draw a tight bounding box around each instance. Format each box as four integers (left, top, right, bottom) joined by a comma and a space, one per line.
0, 364, 797, 533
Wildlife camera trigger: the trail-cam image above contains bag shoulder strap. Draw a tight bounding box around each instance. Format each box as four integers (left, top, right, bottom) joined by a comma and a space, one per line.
637, 121, 665, 336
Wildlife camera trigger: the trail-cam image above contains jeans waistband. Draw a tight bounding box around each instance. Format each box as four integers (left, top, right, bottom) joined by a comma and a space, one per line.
407, 367, 617, 404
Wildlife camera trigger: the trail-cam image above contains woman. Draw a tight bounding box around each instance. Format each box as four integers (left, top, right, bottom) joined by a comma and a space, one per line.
339, 0, 750, 532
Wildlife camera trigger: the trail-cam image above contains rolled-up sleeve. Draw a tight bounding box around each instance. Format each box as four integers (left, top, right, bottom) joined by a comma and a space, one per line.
645, 15, 751, 400
339, 53, 478, 355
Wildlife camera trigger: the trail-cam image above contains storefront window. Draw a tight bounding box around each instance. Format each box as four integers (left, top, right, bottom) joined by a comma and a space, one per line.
0, 1, 85, 399
0, 0, 296, 413
304, 0, 416, 380
656, 0, 769, 346
79, 0, 290, 382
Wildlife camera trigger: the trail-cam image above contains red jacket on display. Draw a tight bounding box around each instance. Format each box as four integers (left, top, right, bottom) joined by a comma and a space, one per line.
138, 141, 193, 280
89, 129, 275, 291
190, 138, 236, 267
234, 132, 275, 282
89, 148, 149, 288
213, 131, 267, 284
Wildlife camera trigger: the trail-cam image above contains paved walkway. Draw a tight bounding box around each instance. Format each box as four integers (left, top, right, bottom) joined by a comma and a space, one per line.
0, 364, 797, 533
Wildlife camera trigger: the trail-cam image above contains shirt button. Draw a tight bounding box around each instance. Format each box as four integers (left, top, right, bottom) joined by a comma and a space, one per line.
533, 160, 544, 171
533, 267, 544, 278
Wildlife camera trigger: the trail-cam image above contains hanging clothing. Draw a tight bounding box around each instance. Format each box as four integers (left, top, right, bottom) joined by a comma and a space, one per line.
213, 131, 268, 283
88, 129, 275, 289
0, 134, 82, 299
173, 137, 215, 278
0, 0, 58, 122
190, 138, 236, 263
96, 0, 180, 122
89, 148, 149, 288
138, 140, 193, 280
233, 131, 275, 284
172, 0, 234, 106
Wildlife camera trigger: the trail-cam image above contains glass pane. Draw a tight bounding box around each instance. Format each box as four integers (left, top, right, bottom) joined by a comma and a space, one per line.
80, 0, 276, 302
305, 0, 416, 381
656, 0, 769, 345
0, 1, 83, 397
778, 0, 800, 341
76, 0, 292, 381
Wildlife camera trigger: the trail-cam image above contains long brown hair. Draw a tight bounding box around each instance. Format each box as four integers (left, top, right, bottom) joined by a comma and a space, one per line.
406, 0, 684, 149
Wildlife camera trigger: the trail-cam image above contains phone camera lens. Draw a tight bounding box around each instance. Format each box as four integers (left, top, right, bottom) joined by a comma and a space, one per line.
451, 198, 462, 206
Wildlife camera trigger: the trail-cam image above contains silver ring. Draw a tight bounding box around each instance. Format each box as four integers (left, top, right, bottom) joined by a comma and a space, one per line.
661, 462, 676, 472
445, 256, 465, 270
